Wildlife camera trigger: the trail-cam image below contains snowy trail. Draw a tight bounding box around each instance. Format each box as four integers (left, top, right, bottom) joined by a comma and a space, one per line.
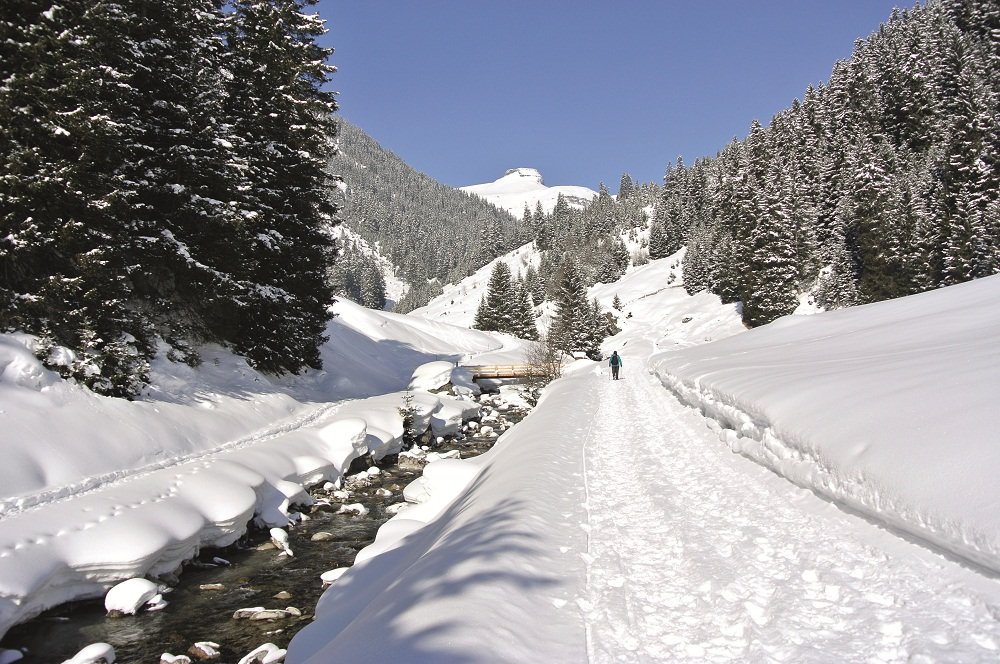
580, 356, 1000, 662
1, 399, 345, 518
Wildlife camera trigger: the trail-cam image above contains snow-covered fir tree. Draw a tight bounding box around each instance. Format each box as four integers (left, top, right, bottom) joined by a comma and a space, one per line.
0, 0, 341, 396
331, 121, 521, 312
669, 0, 999, 326
472, 261, 536, 339
329, 239, 387, 310
223, 0, 338, 373
549, 258, 606, 358
512, 280, 539, 341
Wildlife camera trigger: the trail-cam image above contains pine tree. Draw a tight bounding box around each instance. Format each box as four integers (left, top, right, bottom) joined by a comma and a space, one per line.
473, 261, 518, 334
512, 282, 539, 340
550, 194, 572, 248
359, 259, 387, 310
549, 259, 591, 354
618, 172, 635, 199
0, 0, 237, 396
474, 216, 505, 267
584, 297, 607, 360
682, 225, 712, 294
647, 217, 671, 259
524, 264, 546, 305
740, 166, 800, 327
534, 207, 552, 251
225, 0, 339, 373
473, 295, 492, 331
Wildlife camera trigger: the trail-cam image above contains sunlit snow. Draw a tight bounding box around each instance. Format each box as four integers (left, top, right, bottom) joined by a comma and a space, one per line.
460, 167, 598, 218
3, 243, 999, 663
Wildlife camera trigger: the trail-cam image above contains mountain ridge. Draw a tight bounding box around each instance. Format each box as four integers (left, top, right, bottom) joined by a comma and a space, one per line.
461, 168, 598, 218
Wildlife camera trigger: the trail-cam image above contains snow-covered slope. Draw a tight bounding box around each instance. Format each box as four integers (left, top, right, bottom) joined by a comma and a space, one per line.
408, 242, 541, 328
651, 273, 1000, 572
460, 167, 597, 218
291, 267, 1000, 662
0, 300, 502, 637
332, 226, 408, 309
411, 243, 744, 351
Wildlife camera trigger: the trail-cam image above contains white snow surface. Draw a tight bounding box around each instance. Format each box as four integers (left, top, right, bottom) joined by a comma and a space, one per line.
406, 361, 455, 392
409, 241, 542, 329
103, 577, 165, 615
289, 263, 1000, 662
0, 299, 500, 639
331, 226, 408, 309
61, 642, 115, 664
651, 273, 1000, 573
460, 167, 598, 218
4, 236, 1000, 663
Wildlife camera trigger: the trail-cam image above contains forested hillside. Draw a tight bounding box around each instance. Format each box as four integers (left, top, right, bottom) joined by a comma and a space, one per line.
649, 0, 999, 326
332, 121, 529, 312
528, 175, 660, 297
0, 0, 338, 397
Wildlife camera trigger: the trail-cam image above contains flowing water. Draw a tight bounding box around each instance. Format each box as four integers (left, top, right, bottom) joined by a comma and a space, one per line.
1, 390, 529, 663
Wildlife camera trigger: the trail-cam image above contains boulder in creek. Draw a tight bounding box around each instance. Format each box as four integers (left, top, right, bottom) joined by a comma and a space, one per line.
310, 532, 335, 542
187, 642, 221, 661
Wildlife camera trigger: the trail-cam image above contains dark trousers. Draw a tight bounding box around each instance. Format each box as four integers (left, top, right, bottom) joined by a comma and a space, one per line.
612, 365, 619, 380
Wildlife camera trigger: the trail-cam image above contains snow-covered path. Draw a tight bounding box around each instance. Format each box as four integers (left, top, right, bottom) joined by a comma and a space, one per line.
580, 354, 1000, 663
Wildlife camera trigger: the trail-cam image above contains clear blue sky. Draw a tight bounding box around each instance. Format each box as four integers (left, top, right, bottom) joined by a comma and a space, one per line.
317, 1, 914, 190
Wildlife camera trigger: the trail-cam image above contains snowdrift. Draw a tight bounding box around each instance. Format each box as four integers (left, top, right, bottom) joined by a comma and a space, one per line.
651, 274, 1000, 572
460, 167, 597, 218
287, 365, 595, 664
0, 300, 499, 638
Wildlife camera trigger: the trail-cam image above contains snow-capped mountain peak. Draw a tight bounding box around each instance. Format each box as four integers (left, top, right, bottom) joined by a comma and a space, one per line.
460, 168, 598, 218
501, 167, 544, 186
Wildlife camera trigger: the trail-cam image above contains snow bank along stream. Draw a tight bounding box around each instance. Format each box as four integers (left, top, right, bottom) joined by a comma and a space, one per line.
0, 360, 531, 662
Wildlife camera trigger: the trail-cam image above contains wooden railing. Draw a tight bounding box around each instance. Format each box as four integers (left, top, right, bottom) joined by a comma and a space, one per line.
462, 364, 542, 379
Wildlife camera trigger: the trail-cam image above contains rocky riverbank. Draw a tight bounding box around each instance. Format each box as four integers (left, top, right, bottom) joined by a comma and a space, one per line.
0, 385, 532, 664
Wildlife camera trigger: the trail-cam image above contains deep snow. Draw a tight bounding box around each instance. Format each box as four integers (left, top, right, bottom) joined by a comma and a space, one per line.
651, 273, 1000, 574
460, 167, 598, 218
290, 255, 1000, 661
3, 241, 1000, 663
0, 299, 506, 640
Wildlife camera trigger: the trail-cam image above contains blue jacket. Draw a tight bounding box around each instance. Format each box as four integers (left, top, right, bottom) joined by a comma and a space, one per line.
609, 353, 622, 367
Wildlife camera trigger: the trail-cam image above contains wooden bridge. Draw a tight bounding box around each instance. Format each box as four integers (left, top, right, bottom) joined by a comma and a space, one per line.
462, 364, 542, 379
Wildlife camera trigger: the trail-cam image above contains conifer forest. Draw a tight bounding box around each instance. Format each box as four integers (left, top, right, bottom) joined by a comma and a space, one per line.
1, 0, 338, 397
654, 1, 999, 326
1, 0, 998, 397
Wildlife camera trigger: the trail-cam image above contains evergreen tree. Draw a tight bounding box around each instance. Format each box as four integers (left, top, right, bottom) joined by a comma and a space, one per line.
740, 166, 801, 327
474, 216, 505, 266
524, 264, 546, 305
512, 282, 539, 340
0, 0, 237, 396
330, 239, 387, 309
472, 261, 518, 334
472, 295, 491, 331
584, 297, 607, 360
224, 0, 339, 373
651, 1, 999, 324
647, 217, 671, 259
618, 172, 635, 199
549, 259, 591, 354
682, 225, 712, 294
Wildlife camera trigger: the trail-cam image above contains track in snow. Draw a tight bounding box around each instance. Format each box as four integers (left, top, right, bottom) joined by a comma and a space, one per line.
579, 360, 1000, 663
1, 400, 346, 518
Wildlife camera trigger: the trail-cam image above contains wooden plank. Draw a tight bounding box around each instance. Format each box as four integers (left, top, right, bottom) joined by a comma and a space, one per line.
462, 364, 537, 379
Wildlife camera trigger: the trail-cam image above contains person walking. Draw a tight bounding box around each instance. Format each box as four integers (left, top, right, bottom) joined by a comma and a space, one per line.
609, 351, 623, 380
